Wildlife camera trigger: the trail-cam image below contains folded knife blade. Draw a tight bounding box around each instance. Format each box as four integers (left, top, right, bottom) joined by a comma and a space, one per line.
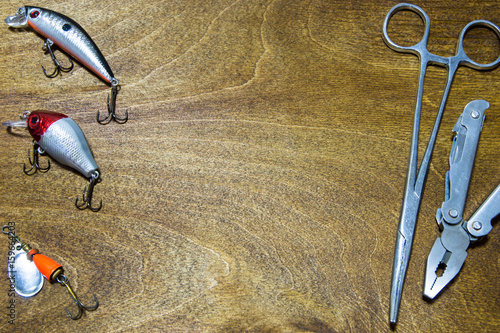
424, 100, 487, 299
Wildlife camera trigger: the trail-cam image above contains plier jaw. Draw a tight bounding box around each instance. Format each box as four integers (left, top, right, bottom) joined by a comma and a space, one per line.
424, 226, 469, 299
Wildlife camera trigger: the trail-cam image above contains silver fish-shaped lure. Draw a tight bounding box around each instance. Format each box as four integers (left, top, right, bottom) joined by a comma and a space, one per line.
5, 6, 127, 124
3, 111, 103, 211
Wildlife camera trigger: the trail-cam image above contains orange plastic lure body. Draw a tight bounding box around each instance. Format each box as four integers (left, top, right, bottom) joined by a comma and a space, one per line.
28, 249, 63, 282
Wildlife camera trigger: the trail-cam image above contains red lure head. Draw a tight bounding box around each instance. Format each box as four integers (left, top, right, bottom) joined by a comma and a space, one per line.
25, 111, 68, 142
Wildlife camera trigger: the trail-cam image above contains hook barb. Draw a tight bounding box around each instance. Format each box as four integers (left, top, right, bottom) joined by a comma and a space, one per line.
75, 171, 102, 212
41, 39, 74, 78
96, 80, 128, 125
23, 141, 50, 175
56, 274, 99, 320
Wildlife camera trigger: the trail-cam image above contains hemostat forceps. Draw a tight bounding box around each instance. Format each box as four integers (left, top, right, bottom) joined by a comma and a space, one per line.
382, 3, 500, 324
424, 100, 499, 299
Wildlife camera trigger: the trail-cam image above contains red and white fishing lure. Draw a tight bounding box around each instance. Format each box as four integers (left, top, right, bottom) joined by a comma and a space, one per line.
5, 6, 127, 124
3, 111, 102, 211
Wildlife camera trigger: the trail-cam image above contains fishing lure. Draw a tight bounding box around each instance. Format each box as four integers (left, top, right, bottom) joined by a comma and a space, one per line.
5, 6, 127, 124
3, 111, 102, 211
2, 225, 99, 319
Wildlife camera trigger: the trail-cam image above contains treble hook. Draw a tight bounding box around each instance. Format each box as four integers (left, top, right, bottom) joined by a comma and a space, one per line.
96, 79, 128, 125
23, 140, 51, 175
56, 274, 99, 320
41, 39, 74, 78
75, 171, 102, 212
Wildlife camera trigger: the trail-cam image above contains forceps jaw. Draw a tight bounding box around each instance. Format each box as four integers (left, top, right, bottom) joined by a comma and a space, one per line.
389, 231, 407, 324
389, 204, 420, 324
389, 169, 424, 324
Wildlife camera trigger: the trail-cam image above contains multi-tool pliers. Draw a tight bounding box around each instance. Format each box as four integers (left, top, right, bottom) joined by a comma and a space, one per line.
424, 99, 500, 299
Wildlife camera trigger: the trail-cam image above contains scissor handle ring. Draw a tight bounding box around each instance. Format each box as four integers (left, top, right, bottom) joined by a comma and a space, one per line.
382, 3, 431, 55
456, 20, 500, 70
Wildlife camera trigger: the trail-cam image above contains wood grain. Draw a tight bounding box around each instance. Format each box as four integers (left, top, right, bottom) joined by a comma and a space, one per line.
0, 0, 498, 332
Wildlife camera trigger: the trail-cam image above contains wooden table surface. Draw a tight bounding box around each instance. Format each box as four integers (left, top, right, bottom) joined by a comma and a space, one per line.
0, 0, 498, 332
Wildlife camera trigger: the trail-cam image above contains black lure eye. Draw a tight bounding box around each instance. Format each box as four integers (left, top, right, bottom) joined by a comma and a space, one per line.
29, 10, 40, 19
62, 23, 72, 31
30, 115, 39, 126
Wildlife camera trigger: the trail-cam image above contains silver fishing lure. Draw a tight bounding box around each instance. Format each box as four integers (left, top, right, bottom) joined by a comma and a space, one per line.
3, 111, 102, 211
5, 6, 127, 124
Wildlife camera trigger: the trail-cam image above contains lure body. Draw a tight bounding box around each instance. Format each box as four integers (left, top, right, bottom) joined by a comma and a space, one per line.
28, 249, 63, 281
25, 111, 98, 178
6, 6, 115, 85
3, 111, 102, 211
6, 6, 127, 125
